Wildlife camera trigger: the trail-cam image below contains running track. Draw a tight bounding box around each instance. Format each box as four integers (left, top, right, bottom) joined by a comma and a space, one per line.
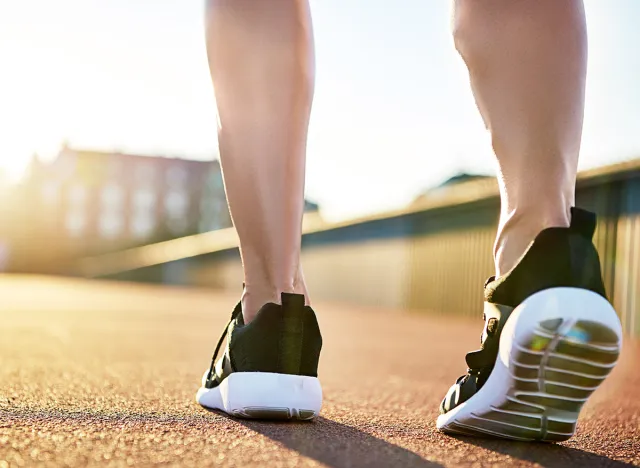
1, 276, 638, 467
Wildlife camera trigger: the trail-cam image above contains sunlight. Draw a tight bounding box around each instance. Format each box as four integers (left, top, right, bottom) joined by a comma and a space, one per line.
0, 141, 61, 183
1, 40, 67, 183
0, 156, 30, 183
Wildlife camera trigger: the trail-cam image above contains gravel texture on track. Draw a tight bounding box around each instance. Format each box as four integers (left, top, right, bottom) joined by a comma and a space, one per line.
0, 276, 638, 467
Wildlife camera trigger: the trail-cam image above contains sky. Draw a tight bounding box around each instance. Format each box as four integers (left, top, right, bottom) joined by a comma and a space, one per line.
1, 0, 639, 220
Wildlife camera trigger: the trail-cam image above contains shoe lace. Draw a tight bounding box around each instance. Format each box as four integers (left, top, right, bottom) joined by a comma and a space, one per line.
459, 366, 486, 384
204, 304, 242, 386
458, 313, 494, 385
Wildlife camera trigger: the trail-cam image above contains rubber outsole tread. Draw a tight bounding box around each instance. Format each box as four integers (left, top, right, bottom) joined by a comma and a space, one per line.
440, 314, 621, 442
230, 407, 317, 421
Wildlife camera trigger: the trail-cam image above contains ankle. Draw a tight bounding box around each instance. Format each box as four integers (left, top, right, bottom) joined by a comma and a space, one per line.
494, 206, 570, 277
241, 281, 309, 323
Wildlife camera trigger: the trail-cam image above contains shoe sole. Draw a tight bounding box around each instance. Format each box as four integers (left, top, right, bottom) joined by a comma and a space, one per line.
196, 372, 322, 421
436, 287, 622, 442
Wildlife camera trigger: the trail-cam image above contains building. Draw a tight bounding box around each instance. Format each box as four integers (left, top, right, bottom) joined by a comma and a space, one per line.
25, 146, 231, 254
411, 172, 497, 206
8, 146, 322, 274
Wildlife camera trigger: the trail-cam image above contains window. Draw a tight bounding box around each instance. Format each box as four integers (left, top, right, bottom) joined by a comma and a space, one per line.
131, 215, 155, 239
165, 191, 188, 219
101, 184, 124, 210
65, 211, 85, 237
130, 189, 157, 239
99, 212, 123, 239
133, 188, 156, 212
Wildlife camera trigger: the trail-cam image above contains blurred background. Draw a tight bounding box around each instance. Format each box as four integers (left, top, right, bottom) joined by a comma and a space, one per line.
0, 1, 638, 333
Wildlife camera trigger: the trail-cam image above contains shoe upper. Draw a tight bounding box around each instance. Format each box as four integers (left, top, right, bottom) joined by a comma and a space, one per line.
204, 292, 322, 389
440, 207, 607, 415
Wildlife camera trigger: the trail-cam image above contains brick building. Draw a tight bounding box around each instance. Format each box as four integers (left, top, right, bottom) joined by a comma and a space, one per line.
25, 146, 231, 253
8, 146, 321, 273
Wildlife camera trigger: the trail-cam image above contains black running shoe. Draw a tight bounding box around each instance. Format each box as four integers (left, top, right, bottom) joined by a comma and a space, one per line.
437, 207, 622, 441
196, 293, 323, 420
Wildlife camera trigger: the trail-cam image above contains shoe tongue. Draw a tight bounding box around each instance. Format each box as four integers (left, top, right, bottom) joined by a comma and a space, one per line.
465, 349, 483, 369
570, 207, 597, 239
465, 349, 487, 369
465, 331, 500, 369
465, 303, 505, 370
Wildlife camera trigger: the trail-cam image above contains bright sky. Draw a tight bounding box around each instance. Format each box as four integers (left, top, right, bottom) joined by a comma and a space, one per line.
1, 1, 639, 220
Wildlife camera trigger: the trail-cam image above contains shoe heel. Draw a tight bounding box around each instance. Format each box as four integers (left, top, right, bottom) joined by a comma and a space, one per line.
217, 372, 322, 420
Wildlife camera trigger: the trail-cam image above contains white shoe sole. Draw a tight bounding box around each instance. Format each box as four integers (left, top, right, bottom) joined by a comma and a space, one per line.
196, 371, 323, 421
437, 287, 622, 441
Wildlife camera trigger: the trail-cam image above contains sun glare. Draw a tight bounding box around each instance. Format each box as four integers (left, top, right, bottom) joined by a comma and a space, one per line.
0, 159, 29, 183
0, 140, 62, 184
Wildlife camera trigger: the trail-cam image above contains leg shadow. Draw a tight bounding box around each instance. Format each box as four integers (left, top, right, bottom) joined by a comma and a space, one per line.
452, 435, 635, 468
231, 415, 441, 468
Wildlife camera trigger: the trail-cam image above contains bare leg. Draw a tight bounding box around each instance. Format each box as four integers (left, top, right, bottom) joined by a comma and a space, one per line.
453, 0, 588, 276
205, 0, 314, 322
